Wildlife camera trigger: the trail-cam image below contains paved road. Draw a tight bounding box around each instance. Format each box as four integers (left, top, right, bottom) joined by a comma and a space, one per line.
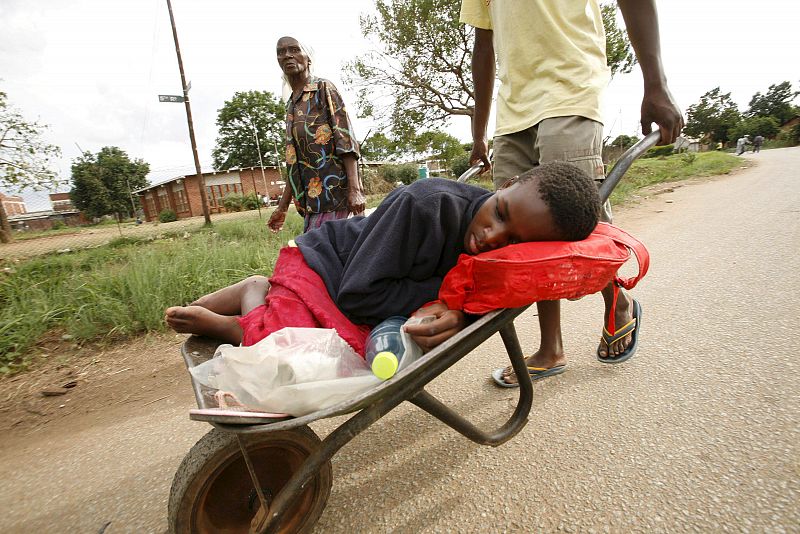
1, 147, 798, 533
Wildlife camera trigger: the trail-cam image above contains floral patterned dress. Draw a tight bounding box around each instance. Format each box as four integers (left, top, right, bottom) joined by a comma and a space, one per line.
284, 78, 360, 220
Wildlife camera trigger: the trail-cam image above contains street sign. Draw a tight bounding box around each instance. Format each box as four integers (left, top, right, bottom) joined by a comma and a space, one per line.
158, 95, 185, 103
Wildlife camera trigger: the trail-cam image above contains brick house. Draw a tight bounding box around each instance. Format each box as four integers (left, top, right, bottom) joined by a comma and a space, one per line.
0, 193, 26, 216
49, 192, 76, 212
134, 166, 284, 222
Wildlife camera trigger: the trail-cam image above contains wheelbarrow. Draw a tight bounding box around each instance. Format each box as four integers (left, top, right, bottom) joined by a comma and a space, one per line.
167, 131, 661, 533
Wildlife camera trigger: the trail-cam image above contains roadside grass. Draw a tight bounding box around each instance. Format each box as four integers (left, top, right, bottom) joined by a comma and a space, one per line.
0, 151, 740, 372
0, 216, 303, 372
609, 151, 741, 204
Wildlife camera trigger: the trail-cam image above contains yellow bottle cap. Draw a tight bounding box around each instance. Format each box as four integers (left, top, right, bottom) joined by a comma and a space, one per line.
371, 351, 399, 380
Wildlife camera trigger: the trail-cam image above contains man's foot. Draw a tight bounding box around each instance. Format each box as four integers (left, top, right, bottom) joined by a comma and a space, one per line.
597, 289, 634, 359
496, 350, 567, 386
164, 305, 243, 345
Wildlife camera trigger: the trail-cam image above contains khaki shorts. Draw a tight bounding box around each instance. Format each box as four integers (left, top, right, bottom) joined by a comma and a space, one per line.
493, 116, 612, 222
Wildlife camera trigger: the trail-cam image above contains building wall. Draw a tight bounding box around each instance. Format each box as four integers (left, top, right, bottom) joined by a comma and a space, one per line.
0, 193, 26, 216
136, 167, 283, 222
239, 168, 284, 200
49, 193, 75, 212
9, 212, 86, 231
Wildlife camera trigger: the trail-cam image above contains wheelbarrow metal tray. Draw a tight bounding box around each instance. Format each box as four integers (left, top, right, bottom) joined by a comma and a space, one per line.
182, 305, 530, 432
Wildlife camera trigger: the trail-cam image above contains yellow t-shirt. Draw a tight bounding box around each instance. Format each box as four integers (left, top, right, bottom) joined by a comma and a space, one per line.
460, 0, 610, 136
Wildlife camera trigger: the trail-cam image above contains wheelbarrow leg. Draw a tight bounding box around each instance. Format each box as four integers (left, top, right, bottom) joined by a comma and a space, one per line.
408, 320, 534, 446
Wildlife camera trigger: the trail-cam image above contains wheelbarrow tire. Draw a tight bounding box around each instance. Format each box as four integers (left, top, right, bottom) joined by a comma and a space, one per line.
168, 425, 332, 534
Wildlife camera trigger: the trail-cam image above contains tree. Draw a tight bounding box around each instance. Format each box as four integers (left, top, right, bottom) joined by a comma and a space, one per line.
344, 0, 474, 139
345, 0, 637, 137
747, 81, 799, 124
683, 87, 742, 143
69, 147, 149, 220
212, 90, 285, 170
608, 134, 639, 149
602, 3, 636, 77
0, 91, 62, 243
360, 132, 403, 162
728, 116, 780, 142
411, 130, 464, 167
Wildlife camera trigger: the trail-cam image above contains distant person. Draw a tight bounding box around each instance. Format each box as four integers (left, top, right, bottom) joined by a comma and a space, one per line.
736, 136, 749, 156
460, 0, 683, 386
268, 36, 366, 234
752, 135, 764, 153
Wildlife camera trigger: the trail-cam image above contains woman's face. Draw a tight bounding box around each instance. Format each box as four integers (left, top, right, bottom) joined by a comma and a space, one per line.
276, 37, 309, 77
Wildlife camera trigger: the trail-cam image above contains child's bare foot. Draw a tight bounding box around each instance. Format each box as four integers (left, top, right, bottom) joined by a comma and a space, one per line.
164, 305, 243, 345
497, 350, 567, 386
597, 290, 634, 359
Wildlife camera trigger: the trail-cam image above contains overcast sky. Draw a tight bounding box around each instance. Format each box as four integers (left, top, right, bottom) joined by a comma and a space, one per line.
2, 0, 798, 210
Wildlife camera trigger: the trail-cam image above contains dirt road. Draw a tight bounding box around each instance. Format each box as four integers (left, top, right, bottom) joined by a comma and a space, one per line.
1, 148, 798, 533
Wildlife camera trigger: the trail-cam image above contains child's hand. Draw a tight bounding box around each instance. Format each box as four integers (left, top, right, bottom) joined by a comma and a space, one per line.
405, 302, 466, 352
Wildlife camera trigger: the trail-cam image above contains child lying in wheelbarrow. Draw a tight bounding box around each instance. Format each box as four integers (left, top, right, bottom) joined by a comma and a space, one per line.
165, 161, 600, 355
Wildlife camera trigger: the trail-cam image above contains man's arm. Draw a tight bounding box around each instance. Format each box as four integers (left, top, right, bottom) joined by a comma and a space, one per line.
616, 0, 684, 144
469, 27, 495, 172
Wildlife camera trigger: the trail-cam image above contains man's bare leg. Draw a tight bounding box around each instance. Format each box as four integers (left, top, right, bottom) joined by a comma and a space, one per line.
597, 283, 633, 358
191, 275, 270, 316
499, 300, 567, 385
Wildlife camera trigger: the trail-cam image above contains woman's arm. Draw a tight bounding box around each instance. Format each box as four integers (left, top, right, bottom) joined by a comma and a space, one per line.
267, 181, 294, 232
341, 153, 365, 215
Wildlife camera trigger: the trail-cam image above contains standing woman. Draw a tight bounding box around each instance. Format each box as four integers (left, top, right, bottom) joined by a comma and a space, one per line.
268, 36, 366, 233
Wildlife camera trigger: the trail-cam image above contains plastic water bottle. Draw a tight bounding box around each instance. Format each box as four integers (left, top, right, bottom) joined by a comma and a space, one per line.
365, 316, 407, 380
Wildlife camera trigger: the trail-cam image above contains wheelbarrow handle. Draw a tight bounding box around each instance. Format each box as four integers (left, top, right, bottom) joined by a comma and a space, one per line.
599, 129, 661, 203
456, 161, 486, 183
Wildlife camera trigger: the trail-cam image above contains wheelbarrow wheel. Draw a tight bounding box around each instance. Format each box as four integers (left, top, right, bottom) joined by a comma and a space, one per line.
168, 426, 332, 534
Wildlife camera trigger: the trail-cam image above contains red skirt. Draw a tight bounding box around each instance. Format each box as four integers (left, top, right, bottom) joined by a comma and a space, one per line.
237, 247, 371, 356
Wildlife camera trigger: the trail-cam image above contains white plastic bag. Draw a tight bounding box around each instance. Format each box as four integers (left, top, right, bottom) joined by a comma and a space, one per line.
189, 319, 427, 417
189, 327, 380, 416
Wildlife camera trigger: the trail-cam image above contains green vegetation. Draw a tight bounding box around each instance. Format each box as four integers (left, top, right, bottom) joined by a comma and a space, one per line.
608, 151, 740, 204
221, 192, 261, 212
685, 81, 798, 146
379, 163, 419, 185
0, 151, 740, 372
158, 209, 178, 223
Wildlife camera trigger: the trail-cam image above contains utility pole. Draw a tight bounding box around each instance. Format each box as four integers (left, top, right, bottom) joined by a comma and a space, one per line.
165, 0, 211, 225
245, 116, 264, 218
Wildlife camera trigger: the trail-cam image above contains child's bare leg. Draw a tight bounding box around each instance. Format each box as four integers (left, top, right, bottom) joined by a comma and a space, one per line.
597, 283, 633, 358
191, 275, 270, 316
165, 306, 243, 345
500, 300, 566, 385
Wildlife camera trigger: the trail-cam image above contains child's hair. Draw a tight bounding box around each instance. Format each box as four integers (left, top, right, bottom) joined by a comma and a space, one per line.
512, 162, 600, 241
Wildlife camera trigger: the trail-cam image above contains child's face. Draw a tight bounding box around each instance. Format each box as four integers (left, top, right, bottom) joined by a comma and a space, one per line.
463, 178, 562, 255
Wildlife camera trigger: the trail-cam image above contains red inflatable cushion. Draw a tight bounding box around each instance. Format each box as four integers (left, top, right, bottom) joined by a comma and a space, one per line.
439, 223, 649, 315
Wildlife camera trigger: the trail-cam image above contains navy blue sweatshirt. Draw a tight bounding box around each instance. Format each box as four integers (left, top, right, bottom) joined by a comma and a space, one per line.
296, 179, 491, 325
